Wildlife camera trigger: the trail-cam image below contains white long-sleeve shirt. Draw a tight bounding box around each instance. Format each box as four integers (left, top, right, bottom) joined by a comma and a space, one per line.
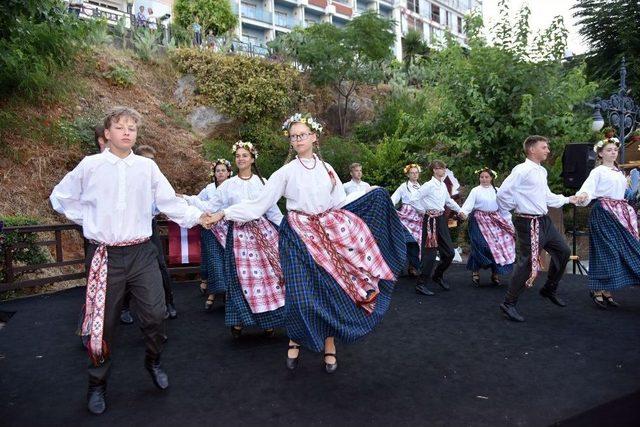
50, 148, 203, 243
391, 181, 421, 205
460, 185, 512, 220
343, 179, 370, 195
410, 176, 461, 212
577, 165, 628, 205
223, 155, 360, 222
184, 182, 217, 212
198, 175, 283, 225
497, 158, 569, 215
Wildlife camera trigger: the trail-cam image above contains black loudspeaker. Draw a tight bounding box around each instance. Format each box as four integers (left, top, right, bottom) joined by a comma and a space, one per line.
561, 143, 596, 189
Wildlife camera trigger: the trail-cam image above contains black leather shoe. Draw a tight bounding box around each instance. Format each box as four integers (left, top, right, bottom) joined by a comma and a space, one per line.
286, 344, 300, 371
433, 276, 450, 291
120, 309, 134, 325
230, 326, 242, 339
324, 353, 338, 374
87, 383, 106, 415
540, 287, 567, 307
415, 284, 435, 296
166, 303, 177, 319
145, 357, 169, 390
605, 295, 619, 307
500, 302, 525, 322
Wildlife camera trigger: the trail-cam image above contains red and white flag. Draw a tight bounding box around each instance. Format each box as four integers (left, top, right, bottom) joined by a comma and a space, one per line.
167, 222, 201, 265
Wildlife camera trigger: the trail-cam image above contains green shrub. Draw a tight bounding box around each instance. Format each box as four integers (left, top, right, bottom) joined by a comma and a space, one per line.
172, 49, 303, 123
103, 64, 135, 87
0, 215, 50, 284
160, 103, 191, 131
318, 136, 367, 183
133, 28, 161, 62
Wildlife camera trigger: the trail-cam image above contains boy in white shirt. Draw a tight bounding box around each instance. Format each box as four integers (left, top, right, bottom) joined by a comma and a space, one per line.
50, 107, 213, 415
497, 135, 577, 322
343, 163, 371, 195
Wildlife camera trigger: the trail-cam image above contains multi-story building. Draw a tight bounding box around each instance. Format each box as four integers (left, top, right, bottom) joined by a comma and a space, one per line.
232, 0, 483, 60
78, 1, 482, 60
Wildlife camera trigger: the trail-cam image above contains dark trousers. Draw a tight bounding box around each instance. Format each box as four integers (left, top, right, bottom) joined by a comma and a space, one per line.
419, 214, 455, 282
123, 218, 173, 309
85, 240, 165, 384
505, 215, 571, 303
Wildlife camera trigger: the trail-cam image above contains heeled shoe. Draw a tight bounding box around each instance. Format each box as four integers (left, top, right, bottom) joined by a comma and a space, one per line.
471, 272, 480, 286
205, 295, 215, 311
491, 274, 501, 286
286, 344, 300, 370
604, 295, 619, 307
324, 353, 338, 374
230, 326, 242, 339
199, 281, 207, 296
264, 328, 275, 338
591, 292, 607, 309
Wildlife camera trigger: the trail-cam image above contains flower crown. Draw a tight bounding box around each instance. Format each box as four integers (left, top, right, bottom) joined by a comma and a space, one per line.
282, 113, 323, 137
403, 163, 422, 174
593, 137, 620, 152
232, 140, 258, 158
474, 167, 498, 179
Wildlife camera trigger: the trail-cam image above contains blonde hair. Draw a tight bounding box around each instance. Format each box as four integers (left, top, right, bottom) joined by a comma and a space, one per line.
103, 106, 142, 129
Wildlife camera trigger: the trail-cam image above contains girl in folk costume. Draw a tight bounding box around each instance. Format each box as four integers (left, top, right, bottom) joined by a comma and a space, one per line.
202, 142, 285, 337
391, 164, 424, 275
183, 159, 232, 309
460, 168, 515, 286
207, 113, 406, 373
575, 138, 640, 308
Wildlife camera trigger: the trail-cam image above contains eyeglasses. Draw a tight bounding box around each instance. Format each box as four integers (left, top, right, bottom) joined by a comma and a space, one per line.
289, 133, 313, 142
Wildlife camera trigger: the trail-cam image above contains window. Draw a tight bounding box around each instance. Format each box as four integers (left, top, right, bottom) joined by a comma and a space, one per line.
275, 10, 288, 27
457, 16, 463, 33
431, 4, 440, 23
407, 0, 419, 14
241, 2, 256, 18
445, 11, 451, 27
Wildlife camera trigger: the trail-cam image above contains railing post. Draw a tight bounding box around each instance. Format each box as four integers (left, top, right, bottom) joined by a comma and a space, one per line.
4, 242, 14, 285
55, 229, 63, 263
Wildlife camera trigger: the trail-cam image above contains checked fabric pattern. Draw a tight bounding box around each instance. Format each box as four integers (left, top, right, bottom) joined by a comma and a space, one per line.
474, 210, 516, 266
210, 219, 229, 248
82, 238, 149, 365
397, 203, 423, 257
232, 216, 285, 314
287, 208, 394, 314
599, 197, 639, 240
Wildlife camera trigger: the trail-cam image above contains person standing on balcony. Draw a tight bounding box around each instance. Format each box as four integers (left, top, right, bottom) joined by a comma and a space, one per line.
147, 7, 157, 31
192, 16, 202, 47
136, 5, 147, 28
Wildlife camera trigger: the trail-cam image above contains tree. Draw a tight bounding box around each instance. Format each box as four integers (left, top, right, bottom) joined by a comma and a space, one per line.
173, 0, 237, 36
402, 29, 429, 72
573, 0, 640, 94
275, 12, 395, 135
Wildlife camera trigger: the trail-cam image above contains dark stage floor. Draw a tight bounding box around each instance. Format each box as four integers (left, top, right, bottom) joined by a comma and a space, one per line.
1, 265, 639, 426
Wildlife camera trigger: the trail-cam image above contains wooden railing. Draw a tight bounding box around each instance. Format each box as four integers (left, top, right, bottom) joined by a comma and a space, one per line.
0, 221, 201, 292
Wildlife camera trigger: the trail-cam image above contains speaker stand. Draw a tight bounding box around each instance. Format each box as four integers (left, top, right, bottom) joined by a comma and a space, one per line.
569, 204, 589, 275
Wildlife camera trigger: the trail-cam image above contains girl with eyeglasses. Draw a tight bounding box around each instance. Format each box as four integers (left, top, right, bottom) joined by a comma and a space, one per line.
205, 113, 406, 374
391, 164, 424, 276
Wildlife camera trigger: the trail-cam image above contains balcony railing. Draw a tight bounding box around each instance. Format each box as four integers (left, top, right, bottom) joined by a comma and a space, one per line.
241, 5, 274, 24
232, 40, 270, 57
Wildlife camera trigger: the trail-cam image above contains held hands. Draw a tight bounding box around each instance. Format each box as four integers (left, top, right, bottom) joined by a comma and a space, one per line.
198, 211, 224, 228
574, 193, 589, 204
457, 211, 467, 220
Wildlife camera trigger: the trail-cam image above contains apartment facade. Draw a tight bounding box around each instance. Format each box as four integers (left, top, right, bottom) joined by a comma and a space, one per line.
231, 0, 483, 60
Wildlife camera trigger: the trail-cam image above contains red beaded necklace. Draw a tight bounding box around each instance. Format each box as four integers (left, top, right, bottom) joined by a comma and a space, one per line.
297, 155, 317, 170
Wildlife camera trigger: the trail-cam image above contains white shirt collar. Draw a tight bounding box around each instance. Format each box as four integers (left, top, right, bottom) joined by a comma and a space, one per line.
103, 148, 136, 166
524, 158, 543, 169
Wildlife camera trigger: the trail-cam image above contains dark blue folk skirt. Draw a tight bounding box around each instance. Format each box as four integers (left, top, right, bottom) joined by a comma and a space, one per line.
588, 200, 640, 291
201, 229, 227, 295
466, 212, 513, 275
279, 188, 406, 352
223, 221, 285, 329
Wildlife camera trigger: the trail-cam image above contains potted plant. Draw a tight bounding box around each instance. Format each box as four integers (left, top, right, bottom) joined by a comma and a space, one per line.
631, 129, 640, 143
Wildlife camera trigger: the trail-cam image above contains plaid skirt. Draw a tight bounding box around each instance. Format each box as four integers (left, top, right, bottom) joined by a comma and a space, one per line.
588, 200, 640, 291
201, 229, 227, 295
224, 221, 285, 328
199, 228, 209, 281
279, 188, 406, 352
466, 213, 513, 275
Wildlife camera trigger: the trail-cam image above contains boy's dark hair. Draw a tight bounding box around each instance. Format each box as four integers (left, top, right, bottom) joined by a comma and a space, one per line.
429, 160, 446, 171
523, 135, 548, 155
94, 124, 105, 152
135, 144, 156, 158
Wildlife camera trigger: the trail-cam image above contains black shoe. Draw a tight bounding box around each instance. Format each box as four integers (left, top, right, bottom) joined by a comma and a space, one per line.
87, 383, 106, 415
539, 287, 567, 307
145, 357, 169, 390
324, 353, 338, 374
230, 326, 242, 339
264, 328, 275, 338
604, 295, 619, 307
491, 274, 501, 286
120, 309, 134, 325
433, 276, 450, 291
166, 303, 177, 319
471, 272, 480, 286
415, 284, 435, 296
199, 281, 207, 296
500, 302, 525, 322
205, 295, 215, 311
591, 292, 607, 309
286, 344, 300, 371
